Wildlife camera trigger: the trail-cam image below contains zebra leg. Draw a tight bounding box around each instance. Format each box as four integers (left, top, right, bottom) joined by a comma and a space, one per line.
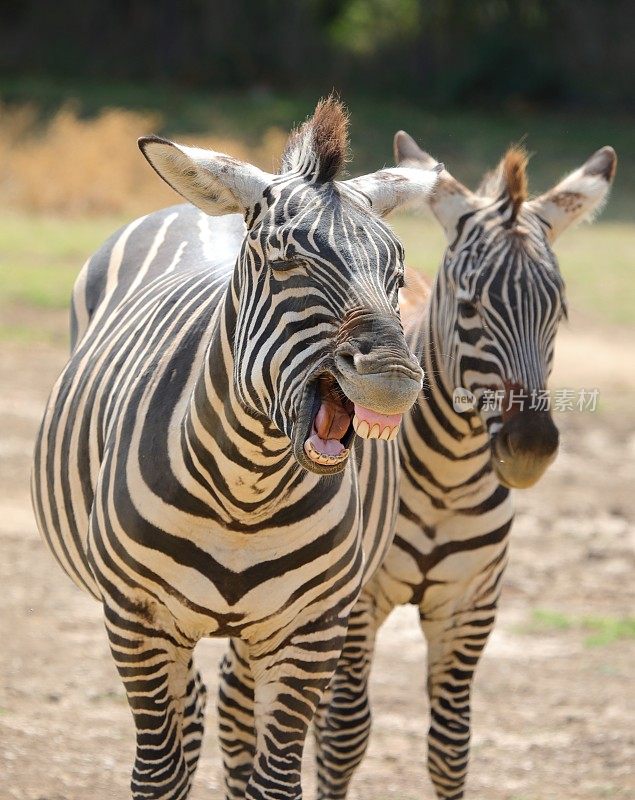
314, 591, 389, 800
218, 637, 256, 800
419, 600, 499, 800
182, 657, 208, 779
244, 616, 350, 799
104, 602, 203, 800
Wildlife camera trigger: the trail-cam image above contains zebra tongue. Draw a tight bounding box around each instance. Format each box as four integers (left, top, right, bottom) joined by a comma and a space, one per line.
315, 399, 351, 441
307, 431, 345, 457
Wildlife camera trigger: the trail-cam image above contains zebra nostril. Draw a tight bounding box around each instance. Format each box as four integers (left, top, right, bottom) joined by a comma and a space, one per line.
336, 350, 356, 373
498, 413, 560, 460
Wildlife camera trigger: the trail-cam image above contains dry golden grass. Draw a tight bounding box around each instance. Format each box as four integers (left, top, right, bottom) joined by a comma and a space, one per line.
0, 105, 287, 216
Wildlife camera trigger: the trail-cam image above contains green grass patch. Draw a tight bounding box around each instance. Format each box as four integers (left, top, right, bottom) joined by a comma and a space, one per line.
530, 609, 574, 631
0, 214, 633, 341
582, 616, 635, 648
522, 608, 635, 647
0, 215, 123, 309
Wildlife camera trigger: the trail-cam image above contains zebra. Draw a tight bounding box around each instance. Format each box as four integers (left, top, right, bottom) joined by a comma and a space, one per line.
31, 98, 442, 800
307, 133, 617, 799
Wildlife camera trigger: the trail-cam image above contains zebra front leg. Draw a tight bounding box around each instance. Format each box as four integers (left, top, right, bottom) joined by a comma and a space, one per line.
104, 602, 204, 800
420, 599, 499, 800
182, 657, 208, 779
218, 637, 256, 800
244, 612, 351, 800
314, 591, 388, 799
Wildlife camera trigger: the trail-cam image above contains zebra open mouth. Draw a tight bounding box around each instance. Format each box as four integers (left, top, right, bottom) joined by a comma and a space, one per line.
299, 374, 403, 472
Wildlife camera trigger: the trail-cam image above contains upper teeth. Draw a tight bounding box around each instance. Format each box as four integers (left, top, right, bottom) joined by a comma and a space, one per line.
353, 415, 400, 441
304, 439, 350, 465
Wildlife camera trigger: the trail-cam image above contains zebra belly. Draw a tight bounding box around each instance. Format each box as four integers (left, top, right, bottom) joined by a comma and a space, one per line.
32, 268, 226, 599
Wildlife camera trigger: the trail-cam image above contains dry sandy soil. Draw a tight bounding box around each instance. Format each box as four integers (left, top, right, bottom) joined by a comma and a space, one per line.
1, 317, 633, 800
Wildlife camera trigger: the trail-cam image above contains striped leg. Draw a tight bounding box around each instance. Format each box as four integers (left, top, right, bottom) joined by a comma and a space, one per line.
420, 583, 502, 800
104, 602, 202, 800
244, 614, 350, 800
314, 591, 390, 800
218, 638, 256, 800
182, 659, 208, 778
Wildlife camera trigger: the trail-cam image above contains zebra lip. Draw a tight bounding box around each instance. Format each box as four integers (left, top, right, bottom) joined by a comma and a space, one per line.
296, 373, 355, 473
304, 429, 349, 465
306, 376, 355, 453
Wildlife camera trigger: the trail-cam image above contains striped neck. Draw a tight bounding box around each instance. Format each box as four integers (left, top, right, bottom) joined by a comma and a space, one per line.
400, 299, 495, 506
424, 302, 487, 450
177, 274, 329, 526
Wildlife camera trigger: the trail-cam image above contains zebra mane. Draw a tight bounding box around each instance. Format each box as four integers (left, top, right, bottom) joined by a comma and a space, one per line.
281, 95, 349, 183
478, 146, 529, 222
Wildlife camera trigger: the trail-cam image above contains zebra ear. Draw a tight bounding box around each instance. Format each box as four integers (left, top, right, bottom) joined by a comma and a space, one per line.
138, 136, 273, 216
393, 130, 479, 241
343, 165, 442, 218
393, 130, 439, 170
526, 146, 617, 241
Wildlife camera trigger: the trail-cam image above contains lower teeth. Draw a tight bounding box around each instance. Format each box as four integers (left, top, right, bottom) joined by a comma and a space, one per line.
304, 440, 349, 465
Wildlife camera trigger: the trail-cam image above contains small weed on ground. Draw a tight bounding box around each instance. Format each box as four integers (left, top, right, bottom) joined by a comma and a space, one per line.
520, 609, 635, 647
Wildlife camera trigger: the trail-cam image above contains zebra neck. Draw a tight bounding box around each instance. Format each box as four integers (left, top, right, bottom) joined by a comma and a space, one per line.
179, 284, 309, 524
403, 308, 493, 497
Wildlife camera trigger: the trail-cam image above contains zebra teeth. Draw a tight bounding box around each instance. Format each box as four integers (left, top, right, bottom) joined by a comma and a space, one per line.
304, 439, 349, 466
354, 418, 371, 438
353, 415, 400, 441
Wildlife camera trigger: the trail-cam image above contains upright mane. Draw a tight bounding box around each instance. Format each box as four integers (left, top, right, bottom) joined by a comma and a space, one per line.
478, 145, 528, 222
281, 95, 350, 183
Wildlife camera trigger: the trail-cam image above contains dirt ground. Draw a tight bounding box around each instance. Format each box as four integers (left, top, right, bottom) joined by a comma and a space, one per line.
1, 315, 633, 800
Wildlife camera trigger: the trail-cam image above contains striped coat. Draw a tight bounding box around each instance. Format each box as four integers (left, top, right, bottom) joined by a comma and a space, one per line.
31, 100, 440, 800
311, 134, 617, 800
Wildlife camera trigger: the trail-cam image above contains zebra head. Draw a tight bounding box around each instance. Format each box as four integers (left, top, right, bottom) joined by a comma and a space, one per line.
139, 99, 440, 475
395, 131, 616, 488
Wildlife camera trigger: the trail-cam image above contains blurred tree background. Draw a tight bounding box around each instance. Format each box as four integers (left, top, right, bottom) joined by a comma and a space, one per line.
1, 0, 633, 335
1, 0, 633, 108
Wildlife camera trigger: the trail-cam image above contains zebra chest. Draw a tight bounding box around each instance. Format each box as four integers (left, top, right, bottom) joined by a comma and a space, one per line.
91, 466, 363, 637
382, 473, 512, 608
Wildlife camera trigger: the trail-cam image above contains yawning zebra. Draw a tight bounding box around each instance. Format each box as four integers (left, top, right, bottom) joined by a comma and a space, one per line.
31, 99, 442, 799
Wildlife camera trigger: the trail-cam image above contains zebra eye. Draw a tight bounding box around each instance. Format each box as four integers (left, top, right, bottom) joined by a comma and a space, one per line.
458, 300, 478, 318
269, 258, 305, 272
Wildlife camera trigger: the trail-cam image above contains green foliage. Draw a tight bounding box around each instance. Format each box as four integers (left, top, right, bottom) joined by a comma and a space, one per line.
523, 608, 635, 647
0, 1, 633, 108
329, 0, 421, 55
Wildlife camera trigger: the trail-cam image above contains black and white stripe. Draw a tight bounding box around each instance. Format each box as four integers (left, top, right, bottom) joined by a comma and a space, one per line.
31, 101, 441, 800
312, 136, 616, 800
